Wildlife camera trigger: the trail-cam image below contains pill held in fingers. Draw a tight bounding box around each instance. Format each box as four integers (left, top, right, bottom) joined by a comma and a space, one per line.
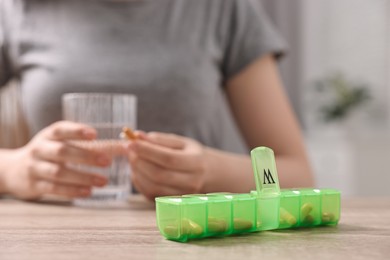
120, 127, 138, 140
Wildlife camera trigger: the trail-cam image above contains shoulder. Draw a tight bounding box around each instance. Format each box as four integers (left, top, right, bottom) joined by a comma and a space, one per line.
0, 0, 23, 13
0, 0, 25, 47
211, 0, 270, 29
0, 0, 24, 28
0, 0, 24, 84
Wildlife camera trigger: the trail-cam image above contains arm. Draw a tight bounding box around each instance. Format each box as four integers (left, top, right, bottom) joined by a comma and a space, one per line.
204, 54, 314, 192
128, 55, 314, 200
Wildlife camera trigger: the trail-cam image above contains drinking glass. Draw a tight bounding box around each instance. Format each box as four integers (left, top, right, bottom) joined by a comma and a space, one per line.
62, 93, 137, 206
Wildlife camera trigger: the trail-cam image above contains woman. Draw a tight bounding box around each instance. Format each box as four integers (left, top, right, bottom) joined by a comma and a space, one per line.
0, 0, 314, 200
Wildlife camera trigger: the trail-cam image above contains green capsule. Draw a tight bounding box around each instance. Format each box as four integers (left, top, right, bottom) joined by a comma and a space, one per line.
280, 208, 297, 226
301, 203, 313, 217
322, 212, 336, 223
233, 218, 253, 231
208, 217, 228, 233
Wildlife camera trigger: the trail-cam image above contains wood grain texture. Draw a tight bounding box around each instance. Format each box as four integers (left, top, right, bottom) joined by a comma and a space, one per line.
0, 196, 389, 260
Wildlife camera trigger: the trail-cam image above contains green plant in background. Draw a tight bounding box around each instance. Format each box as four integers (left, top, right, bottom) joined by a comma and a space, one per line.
314, 73, 371, 122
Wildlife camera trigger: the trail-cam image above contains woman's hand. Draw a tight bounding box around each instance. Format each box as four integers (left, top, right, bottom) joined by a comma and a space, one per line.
1, 121, 110, 200
127, 132, 208, 200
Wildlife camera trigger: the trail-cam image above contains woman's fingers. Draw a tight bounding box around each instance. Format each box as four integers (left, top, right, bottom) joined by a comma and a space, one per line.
129, 140, 200, 171
34, 180, 92, 198
131, 156, 201, 193
126, 131, 207, 198
31, 140, 112, 167
144, 132, 186, 149
42, 121, 97, 141
31, 161, 107, 187
131, 169, 181, 200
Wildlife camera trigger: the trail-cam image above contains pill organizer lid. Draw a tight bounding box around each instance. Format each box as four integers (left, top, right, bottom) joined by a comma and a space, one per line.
280, 190, 301, 198
250, 147, 281, 196
206, 192, 233, 195
319, 189, 340, 195
295, 188, 321, 195
155, 196, 205, 205
229, 193, 253, 199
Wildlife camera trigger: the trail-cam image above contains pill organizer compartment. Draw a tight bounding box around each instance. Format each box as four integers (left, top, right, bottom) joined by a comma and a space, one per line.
279, 190, 300, 229
155, 196, 207, 242
320, 189, 340, 225
255, 195, 280, 231
230, 194, 257, 234
201, 195, 233, 236
250, 147, 281, 231
155, 197, 182, 240
296, 189, 322, 227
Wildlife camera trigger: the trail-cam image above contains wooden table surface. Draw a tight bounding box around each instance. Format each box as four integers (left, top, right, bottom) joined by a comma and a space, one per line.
1, 196, 389, 260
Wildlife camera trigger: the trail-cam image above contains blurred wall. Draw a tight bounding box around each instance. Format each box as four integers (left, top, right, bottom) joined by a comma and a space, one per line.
262, 0, 390, 196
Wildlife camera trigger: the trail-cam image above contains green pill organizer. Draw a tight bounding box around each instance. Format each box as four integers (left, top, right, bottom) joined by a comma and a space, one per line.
155, 147, 341, 242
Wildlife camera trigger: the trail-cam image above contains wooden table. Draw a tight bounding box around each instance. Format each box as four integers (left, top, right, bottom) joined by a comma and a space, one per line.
1, 197, 389, 260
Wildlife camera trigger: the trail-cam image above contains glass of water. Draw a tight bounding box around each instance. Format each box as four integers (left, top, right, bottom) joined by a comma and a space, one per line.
62, 93, 137, 206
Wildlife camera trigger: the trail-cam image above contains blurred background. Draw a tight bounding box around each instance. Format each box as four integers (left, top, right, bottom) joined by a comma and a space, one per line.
262, 0, 390, 196
1, 0, 389, 197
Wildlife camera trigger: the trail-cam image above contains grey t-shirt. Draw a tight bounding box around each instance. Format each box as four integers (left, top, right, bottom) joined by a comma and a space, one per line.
0, 0, 285, 154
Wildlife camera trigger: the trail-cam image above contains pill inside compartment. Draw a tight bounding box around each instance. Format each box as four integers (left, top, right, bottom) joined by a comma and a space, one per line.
320, 189, 341, 225
198, 194, 232, 236
279, 190, 300, 229
296, 189, 322, 227
230, 194, 256, 234
155, 196, 207, 242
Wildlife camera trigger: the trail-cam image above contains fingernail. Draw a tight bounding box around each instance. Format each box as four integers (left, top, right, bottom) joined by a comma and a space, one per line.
96, 155, 110, 166
93, 177, 107, 186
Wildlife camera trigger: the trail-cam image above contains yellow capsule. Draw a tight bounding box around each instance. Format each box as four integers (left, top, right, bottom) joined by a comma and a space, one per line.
182, 218, 203, 236
322, 212, 336, 223
280, 208, 297, 226
301, 203, 313, 217
208, 217, 219, 222
303, 214, 314, 224
180, 219, 190, 234
256, 220, 262, 228
208, 217, 228, 233
163, 225, 179, 237
233, 218, 253, 230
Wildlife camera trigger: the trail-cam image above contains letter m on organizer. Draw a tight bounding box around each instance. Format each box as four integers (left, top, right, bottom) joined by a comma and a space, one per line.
263, 169, 276, 184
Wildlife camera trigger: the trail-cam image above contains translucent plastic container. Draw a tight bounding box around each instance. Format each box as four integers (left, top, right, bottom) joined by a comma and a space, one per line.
155, 147, 341, 242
